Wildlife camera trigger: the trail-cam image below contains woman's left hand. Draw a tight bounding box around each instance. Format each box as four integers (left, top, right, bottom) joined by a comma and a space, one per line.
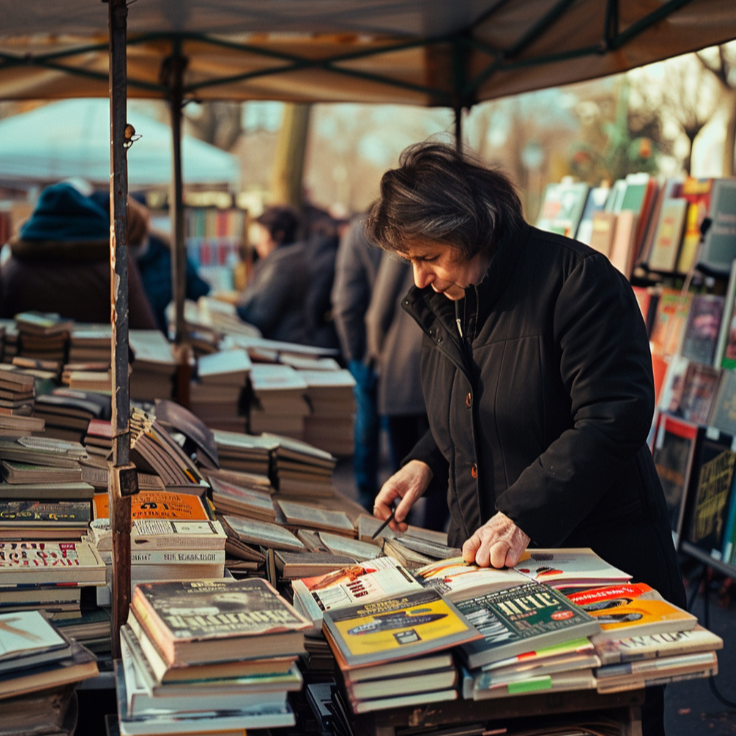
462, 512, 531, 569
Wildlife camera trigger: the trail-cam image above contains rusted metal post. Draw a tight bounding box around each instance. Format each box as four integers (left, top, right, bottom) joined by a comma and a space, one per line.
108, 0, 134, 659
162, 42, 192, 406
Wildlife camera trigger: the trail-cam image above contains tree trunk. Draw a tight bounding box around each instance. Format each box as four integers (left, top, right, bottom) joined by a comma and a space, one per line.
270, 103, 312, 208
722, 89, 736, 176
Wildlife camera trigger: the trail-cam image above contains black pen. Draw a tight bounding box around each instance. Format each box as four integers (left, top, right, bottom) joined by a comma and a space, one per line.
371, 505, 397, 540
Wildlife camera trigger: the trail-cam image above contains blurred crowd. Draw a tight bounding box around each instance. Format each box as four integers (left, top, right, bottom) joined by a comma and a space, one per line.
0, 184, 447, 530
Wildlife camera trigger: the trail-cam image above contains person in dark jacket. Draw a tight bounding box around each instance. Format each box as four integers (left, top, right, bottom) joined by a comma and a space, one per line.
236, 205, 308, 344
367, 143, 684, 735
0, 183, 157, 328
331, 217, 383, 509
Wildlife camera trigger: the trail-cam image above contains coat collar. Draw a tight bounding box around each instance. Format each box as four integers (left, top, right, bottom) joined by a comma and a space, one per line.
402, 221, 529, 342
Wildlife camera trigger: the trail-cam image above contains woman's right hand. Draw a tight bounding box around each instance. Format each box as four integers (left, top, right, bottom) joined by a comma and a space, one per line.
373, 460, 434, 533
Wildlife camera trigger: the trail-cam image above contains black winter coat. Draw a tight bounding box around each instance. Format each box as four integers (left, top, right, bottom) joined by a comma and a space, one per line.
404, 223, 686, 607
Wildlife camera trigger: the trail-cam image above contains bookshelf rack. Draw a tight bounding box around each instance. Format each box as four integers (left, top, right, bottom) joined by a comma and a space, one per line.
680, 540, 736, 579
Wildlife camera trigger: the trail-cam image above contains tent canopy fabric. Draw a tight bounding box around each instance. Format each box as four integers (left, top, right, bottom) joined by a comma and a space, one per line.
0, 99, 239, 187
0, 0, 735, 106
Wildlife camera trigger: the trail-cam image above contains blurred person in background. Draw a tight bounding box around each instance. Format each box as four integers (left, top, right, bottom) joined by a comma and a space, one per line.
0, 182, 156, 328
92, 192, 211, 334
331, 217, 382, 510
236, 205, 309, 344
366, 252, 448, 531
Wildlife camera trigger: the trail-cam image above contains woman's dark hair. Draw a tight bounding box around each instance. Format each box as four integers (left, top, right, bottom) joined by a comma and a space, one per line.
255, 205, 300, 246
366, 141, 524, 259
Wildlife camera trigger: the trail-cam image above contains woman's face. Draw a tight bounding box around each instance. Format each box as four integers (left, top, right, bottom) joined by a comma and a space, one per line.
252, 223, 278, 260
400, 238, 491, 301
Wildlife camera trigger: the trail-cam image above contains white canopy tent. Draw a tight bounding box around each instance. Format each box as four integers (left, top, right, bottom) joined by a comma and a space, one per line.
0, 99, 239, 188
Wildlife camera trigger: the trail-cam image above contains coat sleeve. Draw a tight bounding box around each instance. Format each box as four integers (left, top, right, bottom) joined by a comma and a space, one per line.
331, 221, 374, 362
403, 427, 450, 491
494, 253, 655, 546
365, 255, 407, 364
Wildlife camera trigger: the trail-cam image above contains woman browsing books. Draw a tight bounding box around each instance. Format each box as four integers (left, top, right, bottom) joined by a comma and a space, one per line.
368, 141, 682, 595
368, 142, 684, 734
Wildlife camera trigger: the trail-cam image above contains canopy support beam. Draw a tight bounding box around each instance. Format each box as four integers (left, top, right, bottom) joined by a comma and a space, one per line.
162, 41, 192, 405
107, 0, 132, 659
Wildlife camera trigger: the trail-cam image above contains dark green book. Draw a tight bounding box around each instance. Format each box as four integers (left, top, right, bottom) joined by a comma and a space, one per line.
0, 500, 90, 527
458, 582, 601, 669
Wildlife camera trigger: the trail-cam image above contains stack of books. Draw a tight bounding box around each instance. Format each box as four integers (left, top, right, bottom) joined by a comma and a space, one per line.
0, 500, 90, 542
33, 388, 110, 444
129, 408, 205, 493
0, 539, 106, 624
87, 513, 227, 605
83, 418, 113, 459
249, 364, 310, 440
300, 369, 356, 456
269, 433, 337, 496
323, 587, 480, 713
129, 330, 177, 402
88, 491, 226, 592
117, 578, 311, 734
212, 429, 276, 476
2, 321, 18, 361
68, 324, 112, 363
189, 348, 251, 432
0, 610, 98, 725
61, 365, 111, 393
15, 312, 72, 363
209, 475, 276, 521
563, 583, 720, 693
0, 367, 42, 435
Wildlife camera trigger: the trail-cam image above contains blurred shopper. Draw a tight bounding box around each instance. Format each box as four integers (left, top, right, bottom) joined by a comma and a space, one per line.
92, 192, 211, 333
0, 182, 156, 328
331, 217, 382, 509
366, 254, 448, 531
236, 205, 309, 343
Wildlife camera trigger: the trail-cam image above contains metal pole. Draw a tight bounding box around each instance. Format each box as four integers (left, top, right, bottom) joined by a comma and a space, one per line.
162, 43, 191, 406
454, 106, 463, 151
108, 0, 133, 658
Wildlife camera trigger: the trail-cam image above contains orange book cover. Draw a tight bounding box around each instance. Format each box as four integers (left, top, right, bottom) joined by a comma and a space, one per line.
92, 491, 209, 521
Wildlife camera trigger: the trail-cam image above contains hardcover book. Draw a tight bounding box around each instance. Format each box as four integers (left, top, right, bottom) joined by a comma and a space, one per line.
0, 540, 106, 586
220, 514, 305, 552
458, 582, 601, 669
92, 491, 210, 522
0, 610, 71, 674
130, 578, 310, 666
697, 178, 736, 276
323, 588, 479, 669
647, 198, 688, 272
680, 294, 725, 365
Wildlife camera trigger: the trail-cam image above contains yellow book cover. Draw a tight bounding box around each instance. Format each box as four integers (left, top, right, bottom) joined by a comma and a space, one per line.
584, 598, 696, 638
92, 491, 209, 521
323, 588, 479, 668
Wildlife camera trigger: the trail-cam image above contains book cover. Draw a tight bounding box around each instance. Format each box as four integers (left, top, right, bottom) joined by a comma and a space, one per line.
647, 198, 688, 272
0, 610, 70, 670
154, 399, 219, 470
575, 186, 611, 245
698, 178, 736, 276
676, 177, 714, 274
293, 557, 422, 625
277, 500, 354, 535
0, 501, 90, 526
722, 482, 736, 563
672, 361, 722, 426
323, 588, 479, 669
652, 414, 702, 546
221, 514, 305, 552
609, 210, 638, 278
649, 289, 693, 358
513, 548, 631, 586
680, 294, 725, 365
413, 557, 529, 601
570, 595, 696, 638
92, 492, 209, 521
132, 578, 310, 645
592, 624, 723, 665
587, 211, 617, 257
0, 540, 106, 586
457, 582, 600, 669
685, 435, 736, 556
709, 369, 736, 436
209, 477, 275, 520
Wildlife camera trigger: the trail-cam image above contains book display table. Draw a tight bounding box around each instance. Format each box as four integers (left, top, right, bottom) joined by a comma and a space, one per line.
347, 688, 645, 736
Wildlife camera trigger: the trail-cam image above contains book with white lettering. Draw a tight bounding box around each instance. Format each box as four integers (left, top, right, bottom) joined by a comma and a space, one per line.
88, 518, 227, 552
458, 582, 601, 669
129, 578, 310, 666
0, 540, 106, 587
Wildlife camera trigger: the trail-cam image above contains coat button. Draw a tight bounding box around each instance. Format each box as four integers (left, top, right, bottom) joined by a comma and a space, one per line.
471, 463, 478, 479
465, 392, 472, 408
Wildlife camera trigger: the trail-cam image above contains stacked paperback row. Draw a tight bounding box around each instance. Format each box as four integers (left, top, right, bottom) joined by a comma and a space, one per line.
117, 578, 310, 735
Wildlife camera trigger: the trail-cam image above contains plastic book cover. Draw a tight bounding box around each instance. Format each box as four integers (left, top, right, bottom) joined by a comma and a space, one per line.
323, 588, 479, 668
